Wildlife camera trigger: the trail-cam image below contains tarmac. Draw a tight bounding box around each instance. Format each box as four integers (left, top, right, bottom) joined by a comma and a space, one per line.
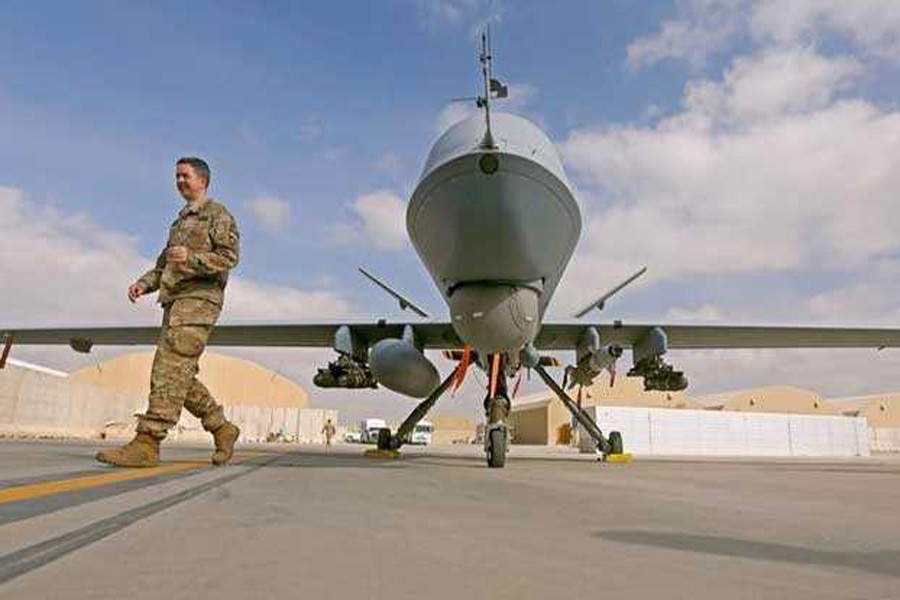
0, 440, 898, 599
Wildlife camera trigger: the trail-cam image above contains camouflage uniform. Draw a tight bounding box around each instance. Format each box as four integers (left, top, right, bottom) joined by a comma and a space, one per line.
134, 200, 239, 440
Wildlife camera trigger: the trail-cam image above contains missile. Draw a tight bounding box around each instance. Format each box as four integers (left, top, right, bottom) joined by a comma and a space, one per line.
369, 338, 440, 398
566, 344, 623, 389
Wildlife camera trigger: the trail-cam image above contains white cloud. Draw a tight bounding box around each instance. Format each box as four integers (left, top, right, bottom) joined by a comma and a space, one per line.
414, 0, 477, 26
0, 186, 352, 328
804, 261, 900, 326
0, 187, 158, 327
628, 0, 900, 69
245, 196, 291, 233
331, 189, 407, 251
559, 50, 900, 314
662, 304, 727, 324
627, 0, 746, 69
642, 104, 665, 121
656, 296, 900, 398
329, 222, 359, 246
434, 102, 478, 134
751, 0, 900, 60
671, 346, 900, 399
412, 0, 504, 30
558, 16, 900, 397
683, 47, 863, 124
352, 191, 407, 250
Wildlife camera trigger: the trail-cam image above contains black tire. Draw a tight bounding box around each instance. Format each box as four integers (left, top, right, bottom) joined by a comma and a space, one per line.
486, 428, 507, 469
608, 430, 624, 455
377, 428, 393, 450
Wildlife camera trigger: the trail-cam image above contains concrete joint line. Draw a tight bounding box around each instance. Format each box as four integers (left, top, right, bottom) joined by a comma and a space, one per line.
0, 456, 274, 586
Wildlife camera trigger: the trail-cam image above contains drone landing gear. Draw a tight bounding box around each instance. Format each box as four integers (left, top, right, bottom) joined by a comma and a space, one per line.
533, 364, 629, 462
365, 370, 457, 458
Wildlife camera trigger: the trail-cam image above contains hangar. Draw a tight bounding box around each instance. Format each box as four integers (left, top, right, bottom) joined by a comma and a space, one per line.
693, 385, 841, 415
1, 352, 336, 443
830, 393, 900, 427
510, 373, 699, 445
430, 415, 476, 444
510, 374, 898, 451
70, 351, 309, 408
829, 393, 900, 451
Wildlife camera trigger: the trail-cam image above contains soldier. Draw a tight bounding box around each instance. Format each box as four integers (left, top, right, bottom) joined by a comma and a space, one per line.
322, 418, 336, 451
96, 157, 241, 468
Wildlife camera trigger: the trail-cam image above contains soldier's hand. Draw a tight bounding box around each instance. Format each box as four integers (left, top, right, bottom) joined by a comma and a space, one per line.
166, 246, 189, 264
128, 283, 146, 303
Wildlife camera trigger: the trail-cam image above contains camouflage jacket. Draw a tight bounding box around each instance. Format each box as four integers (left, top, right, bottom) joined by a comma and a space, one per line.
136, 199, 240, 307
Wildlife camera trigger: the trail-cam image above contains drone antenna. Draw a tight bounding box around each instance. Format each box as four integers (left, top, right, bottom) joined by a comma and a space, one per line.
476, 26, 508, 149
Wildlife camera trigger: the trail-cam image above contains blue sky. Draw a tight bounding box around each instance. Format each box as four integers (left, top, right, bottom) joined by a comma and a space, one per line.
3, 1, 900, 420
1, 0, 684, 299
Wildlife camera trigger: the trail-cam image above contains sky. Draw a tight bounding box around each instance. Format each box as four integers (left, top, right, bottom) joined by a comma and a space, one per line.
3, 0, 900, 422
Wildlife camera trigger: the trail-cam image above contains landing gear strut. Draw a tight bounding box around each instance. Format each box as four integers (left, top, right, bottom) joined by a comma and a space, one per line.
533, 364, 620, 459
376, 370, 458, 451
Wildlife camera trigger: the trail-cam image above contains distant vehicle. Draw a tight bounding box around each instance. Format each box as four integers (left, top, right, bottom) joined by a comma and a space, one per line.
344, 431, 363, 444
361, 418, 387, 444
409, 420, 433, 445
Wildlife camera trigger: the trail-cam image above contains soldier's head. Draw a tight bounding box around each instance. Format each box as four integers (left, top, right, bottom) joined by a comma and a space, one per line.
175, 157, 211, 202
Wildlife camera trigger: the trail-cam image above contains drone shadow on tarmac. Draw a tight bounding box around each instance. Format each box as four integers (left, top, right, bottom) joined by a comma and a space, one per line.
260, 450, 489, 470
594, 530, 900, 578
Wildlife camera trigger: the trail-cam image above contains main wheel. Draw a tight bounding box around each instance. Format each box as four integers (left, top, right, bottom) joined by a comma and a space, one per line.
608, 430, 624, 455
486, 428, 507, 469
377, 428, 393, 450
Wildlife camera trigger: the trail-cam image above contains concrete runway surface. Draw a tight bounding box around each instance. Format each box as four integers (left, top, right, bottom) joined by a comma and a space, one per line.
0, 440, 898, 600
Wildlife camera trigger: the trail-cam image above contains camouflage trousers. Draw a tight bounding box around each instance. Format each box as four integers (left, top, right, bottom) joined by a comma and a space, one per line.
136, 298, 227, 440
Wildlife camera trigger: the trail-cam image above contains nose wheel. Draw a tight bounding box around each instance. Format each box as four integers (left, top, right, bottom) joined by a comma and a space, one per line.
484, 392, 510, 469
486, 426, 507, 468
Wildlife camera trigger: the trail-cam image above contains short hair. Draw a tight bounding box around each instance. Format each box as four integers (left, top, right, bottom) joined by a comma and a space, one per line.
176, 157, 211, 188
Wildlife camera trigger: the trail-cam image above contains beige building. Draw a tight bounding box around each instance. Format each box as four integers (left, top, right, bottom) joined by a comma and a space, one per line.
829, 394, 900, 428
510, 374, 896, 447
510, 374, 700, 445
70, 351, 309, 409
1, 351, 333, 442
831, 394, 900, 451
431, 415, 476, 444
693, 385, 840, 415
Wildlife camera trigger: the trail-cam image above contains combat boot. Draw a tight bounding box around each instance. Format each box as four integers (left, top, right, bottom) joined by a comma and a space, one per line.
211, 422, 240, 466
95, 433, 160, 468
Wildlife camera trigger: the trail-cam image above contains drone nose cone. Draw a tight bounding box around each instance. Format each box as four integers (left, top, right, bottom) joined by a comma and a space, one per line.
407, 113, 580, 355
450, 284, 540, 354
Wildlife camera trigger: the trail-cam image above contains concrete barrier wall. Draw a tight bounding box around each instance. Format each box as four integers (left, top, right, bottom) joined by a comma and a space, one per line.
579, 406, 870, 457
870, 428, 900, 452
1, 362, 337, 443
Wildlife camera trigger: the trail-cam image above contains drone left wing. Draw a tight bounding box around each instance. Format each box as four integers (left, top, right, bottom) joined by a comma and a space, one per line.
1, 322, 463, 355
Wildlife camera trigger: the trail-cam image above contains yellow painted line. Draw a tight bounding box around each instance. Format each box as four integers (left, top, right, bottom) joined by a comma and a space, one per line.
605, 453, 634, 464
0, 452, 268, 505
0, 461, 206, 505
363, 448, 401, 459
